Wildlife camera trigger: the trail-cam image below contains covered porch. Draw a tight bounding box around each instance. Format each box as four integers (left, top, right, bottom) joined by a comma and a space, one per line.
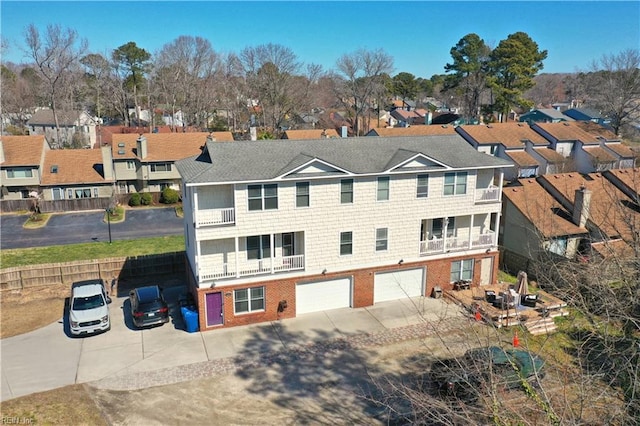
419, 213, 497, 256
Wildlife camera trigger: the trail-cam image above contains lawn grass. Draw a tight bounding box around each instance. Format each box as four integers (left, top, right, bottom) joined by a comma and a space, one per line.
1, 235, 185, 268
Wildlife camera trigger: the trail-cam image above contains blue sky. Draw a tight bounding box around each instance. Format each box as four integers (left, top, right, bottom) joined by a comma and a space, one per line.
1, 1, 638, 78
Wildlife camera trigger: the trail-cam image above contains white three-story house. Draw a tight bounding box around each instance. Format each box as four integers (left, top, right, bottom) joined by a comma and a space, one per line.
176, 135, 510, 331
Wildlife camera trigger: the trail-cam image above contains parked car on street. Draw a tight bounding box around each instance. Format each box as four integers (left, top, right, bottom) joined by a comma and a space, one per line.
129, 285, 170, 328
430, 346, 545, 400
69, 279, 112, 336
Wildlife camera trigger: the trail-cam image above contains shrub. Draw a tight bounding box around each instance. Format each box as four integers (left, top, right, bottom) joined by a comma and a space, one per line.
129, 193, 141, 206
141, 192, 153, 205
161, 187, 180, 204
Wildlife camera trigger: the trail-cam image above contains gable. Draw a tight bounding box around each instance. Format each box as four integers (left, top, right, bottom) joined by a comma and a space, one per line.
279, 156, 351, 179
387, 152, 448, 172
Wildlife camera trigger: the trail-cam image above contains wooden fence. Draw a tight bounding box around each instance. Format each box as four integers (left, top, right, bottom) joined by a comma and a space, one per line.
0, 192, 177, 213
0, 252, 186, 292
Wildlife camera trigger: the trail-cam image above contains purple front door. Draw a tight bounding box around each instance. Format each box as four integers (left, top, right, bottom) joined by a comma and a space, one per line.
205, 292, 223, 326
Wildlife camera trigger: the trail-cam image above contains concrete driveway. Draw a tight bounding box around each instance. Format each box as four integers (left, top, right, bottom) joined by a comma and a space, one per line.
1, 207, 184, 249
0, 288, 465, 402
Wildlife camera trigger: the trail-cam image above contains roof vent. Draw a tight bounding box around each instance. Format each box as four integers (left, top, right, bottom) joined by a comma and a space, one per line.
118, 142, 125, 147
51, 165, 58, 173
563, 122, 571, 126
118, 149, 125, 155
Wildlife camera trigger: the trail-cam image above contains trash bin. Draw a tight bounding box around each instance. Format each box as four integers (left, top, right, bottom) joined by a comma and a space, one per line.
432, 286, 443, 299
181, 306, 199, 333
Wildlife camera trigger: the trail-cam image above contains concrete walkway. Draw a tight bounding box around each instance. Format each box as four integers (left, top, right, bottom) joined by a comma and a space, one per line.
1, 293, 467, 401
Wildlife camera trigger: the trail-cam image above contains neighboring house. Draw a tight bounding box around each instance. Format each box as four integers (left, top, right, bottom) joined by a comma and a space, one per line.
39, 147, 115, 201
563, 107, 609, 126
110, 132, 234, 194
283, 129, 341, 139
0, 135, 49, 200
520, 108, 573, 124
378, 110, 399, 128
366, 125, 456, 137
456, 123, 548, 181
175, 134, 510, 331
390, 108, 422, 127
27, 108, 98, 148
501, 178, 588, 262
530, 122, 633, 173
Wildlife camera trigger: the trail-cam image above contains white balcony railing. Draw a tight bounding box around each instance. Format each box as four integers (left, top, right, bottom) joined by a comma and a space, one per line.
198, 254, 305, 281
196, 208, 235, 227
475, 186, 500, 203
420, 231, 495, 255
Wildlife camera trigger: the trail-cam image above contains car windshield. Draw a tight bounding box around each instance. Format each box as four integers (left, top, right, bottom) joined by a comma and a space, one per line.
72, 294, 105, 310
138, 300, 164, 311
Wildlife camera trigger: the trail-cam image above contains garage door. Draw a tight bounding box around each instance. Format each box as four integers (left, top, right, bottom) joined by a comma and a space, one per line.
296, 277, 352, 315
374, 268, 424, 303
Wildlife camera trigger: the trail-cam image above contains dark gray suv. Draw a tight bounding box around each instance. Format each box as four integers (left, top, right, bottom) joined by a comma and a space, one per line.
129, 285, 170, 328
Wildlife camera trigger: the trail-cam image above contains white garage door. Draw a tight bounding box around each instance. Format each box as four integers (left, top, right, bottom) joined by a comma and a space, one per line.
296, 278, 352, 315
374, 268, 424, 303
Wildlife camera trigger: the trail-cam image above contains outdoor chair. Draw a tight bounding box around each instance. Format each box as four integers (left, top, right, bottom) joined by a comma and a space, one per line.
521, 294, 538, 308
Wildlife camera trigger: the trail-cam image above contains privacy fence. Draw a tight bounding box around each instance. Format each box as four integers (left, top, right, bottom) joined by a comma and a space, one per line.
0, 252, 186, 292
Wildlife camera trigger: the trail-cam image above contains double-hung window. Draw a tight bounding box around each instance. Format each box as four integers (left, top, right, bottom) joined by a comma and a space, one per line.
432, 217, 455, 238
248, 184, 278, 211
234, 286, 265, 314
443, 172, 467, 196
376, 228, 388, 251
377, 177, 389, 201
246, 235, 271, 260
126, 160, 135, 170
6, 168, 33, 178
340, 231, 353, 255
341, 179, 353, 204
450, 259, 474, 282
296, 182, 309, 207
417, 174, 429, 198
150, 163, 172, 172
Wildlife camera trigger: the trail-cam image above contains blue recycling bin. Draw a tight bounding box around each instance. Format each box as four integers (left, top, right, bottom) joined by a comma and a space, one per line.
181, 306, 199, 333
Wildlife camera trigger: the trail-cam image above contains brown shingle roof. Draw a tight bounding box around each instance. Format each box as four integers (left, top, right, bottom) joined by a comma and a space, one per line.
1, 135, 47, 166
534, 122, 600, 144
583, 146, 616, 163
604, 142, 636, 158
539, 172, 640, 240
573, 121, 618, 140
505, 150, 540, 167
283, 129, 340, 139
111, 132, 233, 161
605, 168, 640, 195
41, 149, 109, 185
533, 147, 567, 162
502, 179, 587, 238
458, 123, 548, 148
369, 125, 456, 137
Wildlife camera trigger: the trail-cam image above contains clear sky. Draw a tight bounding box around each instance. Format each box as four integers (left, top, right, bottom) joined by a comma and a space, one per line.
1, 1, 639, 79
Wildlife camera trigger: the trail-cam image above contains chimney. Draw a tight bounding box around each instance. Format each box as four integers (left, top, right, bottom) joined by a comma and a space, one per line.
101, 145, 114, 180
426, 111, 433, 125
321, 129, 327, 138
206, 133, 216, 143
0, 138, 4, 164
573, 185, 591, 228
136, 134, 148, 159
341, 126, 348, 138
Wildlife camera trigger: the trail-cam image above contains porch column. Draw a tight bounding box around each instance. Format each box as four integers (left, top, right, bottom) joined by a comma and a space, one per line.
195, 240, 202, 282
497, 172, 504, 201
443, 217, 449, 252
270, 234, 275, 273
468, 214, 474, 249
193, 188, 199, 228
492, 213, 500, 247
235, 236, 240, 278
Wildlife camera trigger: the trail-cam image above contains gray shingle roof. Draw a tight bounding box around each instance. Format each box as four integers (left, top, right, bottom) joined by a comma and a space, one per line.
176, 135, 512, 184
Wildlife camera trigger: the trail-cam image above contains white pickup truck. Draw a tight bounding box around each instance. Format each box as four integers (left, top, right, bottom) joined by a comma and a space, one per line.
69, 279, 112, 336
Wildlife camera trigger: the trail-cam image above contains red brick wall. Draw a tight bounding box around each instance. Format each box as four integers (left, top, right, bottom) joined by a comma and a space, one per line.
195, 251, 499, 331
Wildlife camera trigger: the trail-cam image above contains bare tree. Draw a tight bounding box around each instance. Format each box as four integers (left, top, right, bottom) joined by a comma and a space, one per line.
335, 48, 394, 136
24, 24, 87, 148
582, 49, 640, 136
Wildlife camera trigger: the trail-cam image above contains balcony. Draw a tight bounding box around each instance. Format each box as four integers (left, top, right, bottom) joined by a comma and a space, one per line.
196, 208, 235, 227
199, 254, 305, 281
419, 231, 495, 255
475, 186, 500, 203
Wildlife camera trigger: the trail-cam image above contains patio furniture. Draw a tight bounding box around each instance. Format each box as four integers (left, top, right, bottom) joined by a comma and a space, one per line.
521, 294, 538, 308
485, 290, 496, 303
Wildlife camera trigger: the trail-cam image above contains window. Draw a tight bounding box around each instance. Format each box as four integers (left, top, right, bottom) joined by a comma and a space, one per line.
376, 228, 388, 251
341, 179, 353, 204
548, 237, 568, 256
296, 182, 309, 207
234, 286, 265, 314
450, 259, 474, 282
417, 174, 429, 198
432, 217, 455, 238
282, 233, 294, 257
340, 231, 353, 255
150, 163, 172, 172
73, 188, 93, 199
6, 168, 33, 178
93, 187, 99, 198
246, 235, 271, 260
248, 184, 278, 211
126, 160, 135, 170
377, 177, 389, 201
443, 172, 467, 196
